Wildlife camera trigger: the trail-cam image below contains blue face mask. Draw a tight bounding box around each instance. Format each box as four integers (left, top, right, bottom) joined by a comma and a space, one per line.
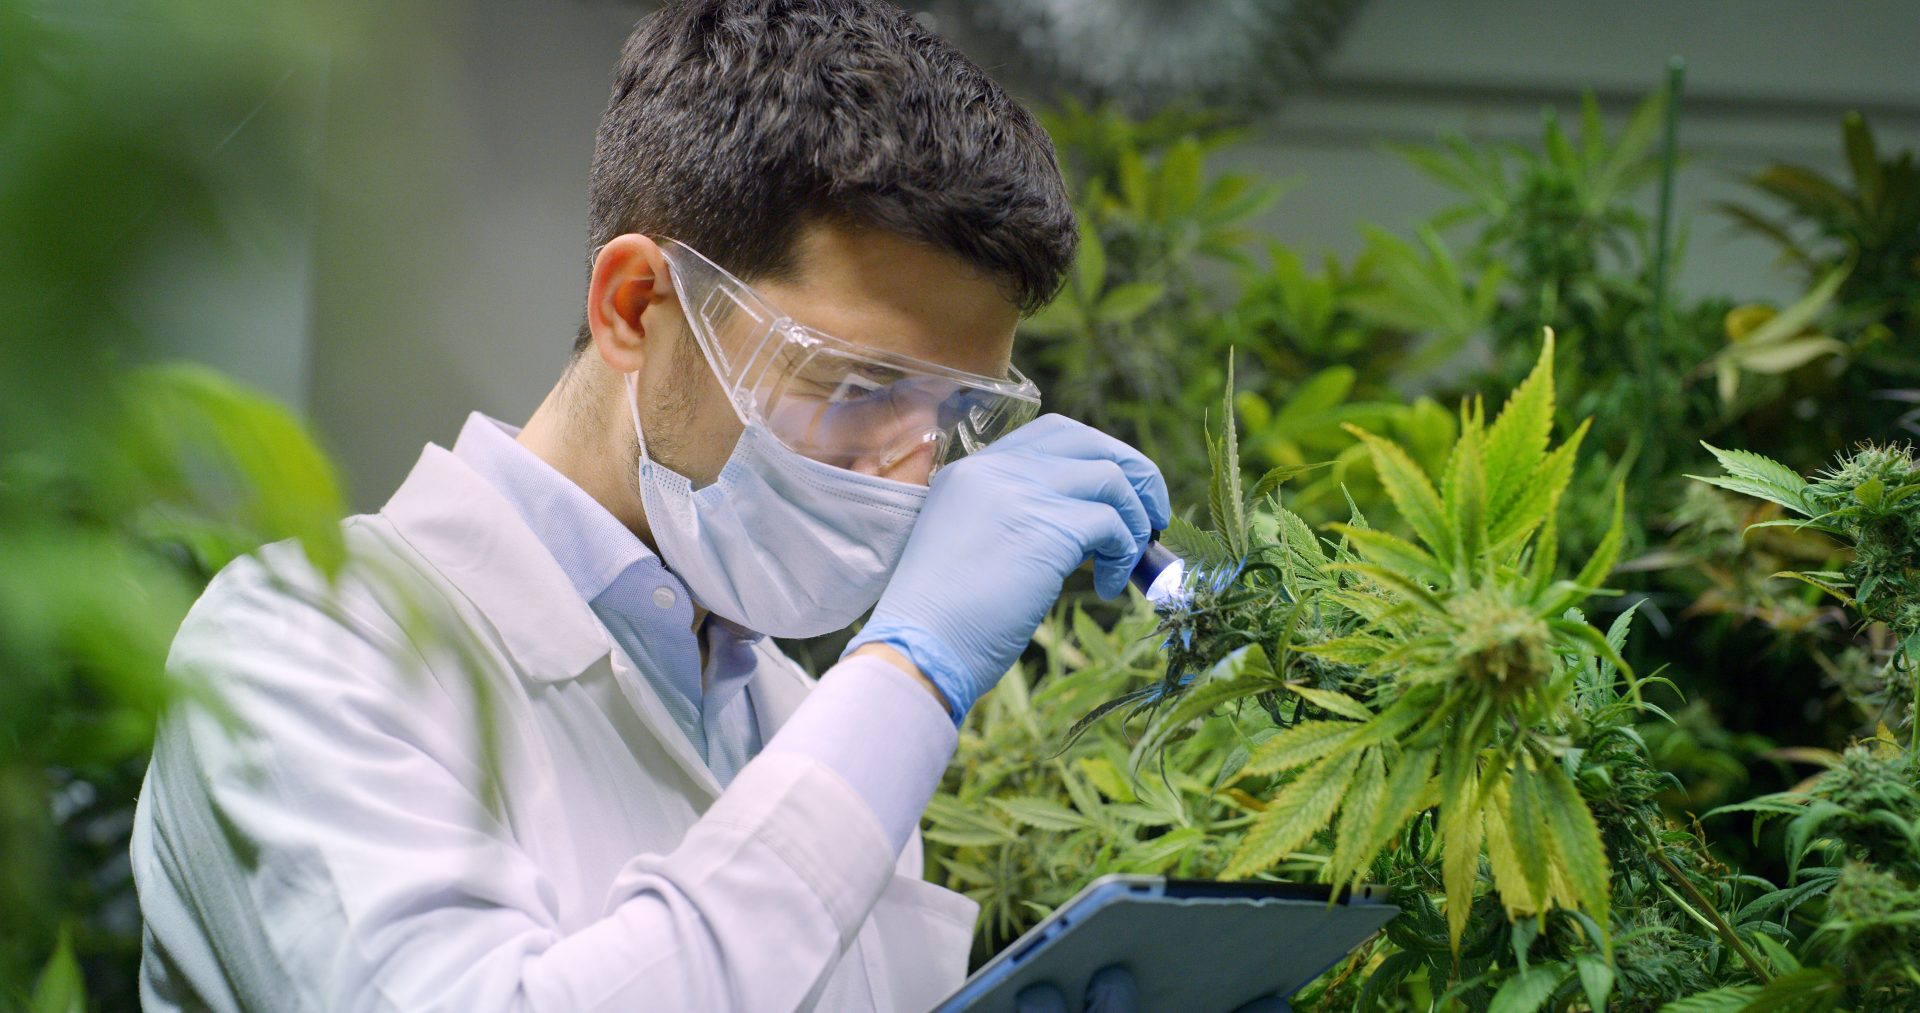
625, 373, 928, 638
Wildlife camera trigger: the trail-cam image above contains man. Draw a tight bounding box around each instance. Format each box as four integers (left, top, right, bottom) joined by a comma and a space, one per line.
130, 1, 1168, 1010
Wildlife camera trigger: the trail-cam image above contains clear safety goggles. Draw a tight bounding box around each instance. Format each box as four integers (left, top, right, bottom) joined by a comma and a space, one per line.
657, 238, 1042, 482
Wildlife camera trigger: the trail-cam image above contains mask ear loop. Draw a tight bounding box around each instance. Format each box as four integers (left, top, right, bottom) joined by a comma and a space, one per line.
623, 265, 672, 469
625, 370, 652, 469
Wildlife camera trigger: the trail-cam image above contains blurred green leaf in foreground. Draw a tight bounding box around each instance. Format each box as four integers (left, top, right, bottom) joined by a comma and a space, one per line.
1, 0, 349, 1004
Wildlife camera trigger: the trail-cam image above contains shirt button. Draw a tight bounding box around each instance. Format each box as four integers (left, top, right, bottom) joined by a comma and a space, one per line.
652, 585, 677, 610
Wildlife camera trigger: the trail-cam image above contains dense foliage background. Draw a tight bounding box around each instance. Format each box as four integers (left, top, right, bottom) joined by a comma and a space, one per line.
5, 1, 1919, 1011
925, 75, 1920, 1013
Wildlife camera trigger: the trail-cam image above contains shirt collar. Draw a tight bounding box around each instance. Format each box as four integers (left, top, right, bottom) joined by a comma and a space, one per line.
447, 413, 766, 647
379, 441, 610, 682
450, 412, 653, 603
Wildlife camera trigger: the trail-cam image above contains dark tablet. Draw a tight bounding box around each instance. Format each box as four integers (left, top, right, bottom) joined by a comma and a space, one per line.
933, 874, 1398, 1012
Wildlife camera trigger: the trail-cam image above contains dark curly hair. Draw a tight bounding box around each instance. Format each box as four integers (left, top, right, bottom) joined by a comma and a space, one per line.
576, 0, 1077, 354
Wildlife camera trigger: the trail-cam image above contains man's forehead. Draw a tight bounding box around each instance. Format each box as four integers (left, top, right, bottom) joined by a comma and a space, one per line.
744, 225, 1020, 376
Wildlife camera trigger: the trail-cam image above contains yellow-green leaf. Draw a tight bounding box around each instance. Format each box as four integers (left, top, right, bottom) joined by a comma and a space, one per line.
1344, 424, 1451, 563
1286, 683, 1374, 721
1440, 757, 1485, 951
1325, 523, 1446, 585
1483, 330, 1557, 522
1505, 759, 1556, 909
1488, 417, 1589, 554
1343, 745, 1436, 888
1329, 747, 1387, 886
1226, 749, 1364, 878
1484, 777, 1540, 916
1540, 760, 1612, 946
1443, 417, 1489, 577
1241, 720, 1361, 777
1296, 633, 1385, 665
1077, 757, 1135, 803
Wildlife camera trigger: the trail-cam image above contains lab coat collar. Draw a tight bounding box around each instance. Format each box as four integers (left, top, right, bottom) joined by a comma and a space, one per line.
382, 442, 612, 684
378, 440, 815, 727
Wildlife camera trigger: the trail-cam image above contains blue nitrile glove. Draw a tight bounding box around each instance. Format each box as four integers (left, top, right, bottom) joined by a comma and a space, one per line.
844, 414, 1171, 723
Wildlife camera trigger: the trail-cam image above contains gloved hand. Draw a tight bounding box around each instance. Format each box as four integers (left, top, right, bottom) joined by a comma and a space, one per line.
844, 414, 1170, 722
1015, 965, 1138, 1013
1014, 967, 1293, 1013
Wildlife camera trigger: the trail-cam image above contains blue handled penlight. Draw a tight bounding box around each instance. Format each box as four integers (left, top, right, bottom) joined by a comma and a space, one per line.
1129, 534, 1187, 606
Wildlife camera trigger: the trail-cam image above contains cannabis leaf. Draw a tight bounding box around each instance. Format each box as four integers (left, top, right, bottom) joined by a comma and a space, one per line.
1222, 331, 1628, 952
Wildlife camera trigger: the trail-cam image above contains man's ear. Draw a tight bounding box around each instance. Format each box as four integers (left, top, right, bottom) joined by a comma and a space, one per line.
586, 233, 672, 374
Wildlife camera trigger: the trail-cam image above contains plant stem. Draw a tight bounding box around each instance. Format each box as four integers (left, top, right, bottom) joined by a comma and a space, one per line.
1640, 818, 1772, 985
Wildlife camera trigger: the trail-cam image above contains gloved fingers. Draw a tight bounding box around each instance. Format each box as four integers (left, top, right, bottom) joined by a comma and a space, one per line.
1001, 416, 1171, 531
1046, 458, 1153, 559
1013, 981, 1070, 1013
1060, 499, 1146, 599
1084, 965, 1139, 1013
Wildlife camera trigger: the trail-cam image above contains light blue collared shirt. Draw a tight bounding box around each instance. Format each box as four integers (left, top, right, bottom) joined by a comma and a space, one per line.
452, 413, 762, 787
449, 411, 962, 856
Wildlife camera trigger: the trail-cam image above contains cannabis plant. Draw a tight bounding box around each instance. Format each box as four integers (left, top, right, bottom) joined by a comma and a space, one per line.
923, 603, 1260, 963
1021, 101, 1290, 499
1721, 113, 1920, 361
1692, 440, 1920, 742
1682, 442, 1920, 1011
1055, 336, 1636, 957
1205, 335, 1632, 954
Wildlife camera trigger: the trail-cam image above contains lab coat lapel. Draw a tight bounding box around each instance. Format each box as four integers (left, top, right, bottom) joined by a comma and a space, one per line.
745, 641, 815, 736
603, 647, 724, 802
382, 442, 813, 804
381, 444, 608, 683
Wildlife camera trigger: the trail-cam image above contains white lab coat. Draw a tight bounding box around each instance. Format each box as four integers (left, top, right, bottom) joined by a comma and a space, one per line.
130, 440, 979, 1012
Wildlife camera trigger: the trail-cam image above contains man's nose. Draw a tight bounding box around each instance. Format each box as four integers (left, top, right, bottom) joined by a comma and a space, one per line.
849, 432, 937, 485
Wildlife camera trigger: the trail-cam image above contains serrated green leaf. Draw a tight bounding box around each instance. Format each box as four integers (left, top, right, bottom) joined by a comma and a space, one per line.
1341, 745, 1435, 890
1328, 747, 1386, 887
1538, 759, 1611, 943
1506, 760, 1555, 911
1286, 683, 1374, 721
988, 796, 1094, 833
1489, 417, 1589, 553
1241, 720, 1361, 778
1344, 425, 1450, 562
1161, 514, 1230, 572
1325, 562, 1445, 614
1226, 748, 1363, 878
1483, 331, 1557, 521
1250, 462, 1334, 504
1439, 731, 1485, 950
1297, 632, 1385, 665
1325, 523, 1446, 585
1444, 416, 1489, 577
1487, 963, 1562, 1013
1548, 617, 1635, 683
